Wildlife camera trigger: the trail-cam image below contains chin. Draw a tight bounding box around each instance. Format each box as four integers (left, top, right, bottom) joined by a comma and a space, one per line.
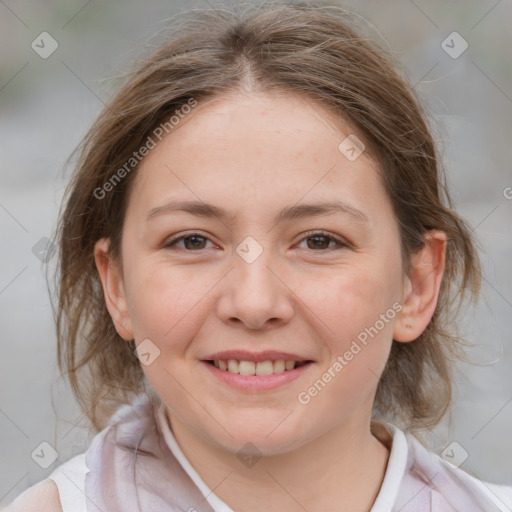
203, 419, 305, 457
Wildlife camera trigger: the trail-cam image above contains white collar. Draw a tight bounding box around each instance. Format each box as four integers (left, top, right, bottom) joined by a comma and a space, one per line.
156, 402, 235, 511
369, 422, 409, 511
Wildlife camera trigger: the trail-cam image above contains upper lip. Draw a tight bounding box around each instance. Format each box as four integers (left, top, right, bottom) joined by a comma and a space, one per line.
203, 350, 312, 362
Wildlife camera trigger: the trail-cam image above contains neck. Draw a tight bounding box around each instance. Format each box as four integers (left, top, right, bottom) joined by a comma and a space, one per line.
166, 409, 390, 512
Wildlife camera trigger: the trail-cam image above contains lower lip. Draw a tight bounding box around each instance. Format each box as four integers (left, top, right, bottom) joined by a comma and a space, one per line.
201, 361, 314, 391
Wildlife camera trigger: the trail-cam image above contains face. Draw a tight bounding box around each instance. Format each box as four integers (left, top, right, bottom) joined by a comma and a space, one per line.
95, 90, 441, 457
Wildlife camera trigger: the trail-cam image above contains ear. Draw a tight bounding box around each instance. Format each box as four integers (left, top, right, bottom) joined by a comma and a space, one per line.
393, 230, 447, 342
94, 238, 134, 340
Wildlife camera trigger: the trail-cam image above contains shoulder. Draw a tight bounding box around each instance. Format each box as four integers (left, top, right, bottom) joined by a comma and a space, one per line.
404, 431, 512, 510
469, 479, 512, 509
4, 478, 63, 512
374, 422, 512, 511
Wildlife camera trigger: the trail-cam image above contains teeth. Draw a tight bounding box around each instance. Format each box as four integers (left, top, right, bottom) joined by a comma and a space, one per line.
255, 361, 274, 376
273, 360, 285, 373
239, 360, 255, 375
212, 359, 304, 375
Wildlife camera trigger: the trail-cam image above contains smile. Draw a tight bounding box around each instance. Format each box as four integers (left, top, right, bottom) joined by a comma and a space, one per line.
202, 359, 314, 392
207, 359, 310, 375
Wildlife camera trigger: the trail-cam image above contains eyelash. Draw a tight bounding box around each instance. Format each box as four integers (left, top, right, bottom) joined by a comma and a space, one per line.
163, 230, 349, 252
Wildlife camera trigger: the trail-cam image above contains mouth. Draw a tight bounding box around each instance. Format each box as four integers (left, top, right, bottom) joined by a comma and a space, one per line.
204, 358, 312, 376
201, 352, 314, 392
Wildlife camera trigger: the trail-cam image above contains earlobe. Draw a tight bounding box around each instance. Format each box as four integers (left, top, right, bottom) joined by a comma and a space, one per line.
393, 230, 447, 342
94, 238, 134, 340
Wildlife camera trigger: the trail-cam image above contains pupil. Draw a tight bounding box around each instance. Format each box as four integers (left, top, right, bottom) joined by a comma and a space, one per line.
185, 235, 205, 250
309, 236, 328, 249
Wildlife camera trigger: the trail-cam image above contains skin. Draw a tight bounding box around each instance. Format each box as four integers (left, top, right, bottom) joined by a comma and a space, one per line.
95, 90, 446, 512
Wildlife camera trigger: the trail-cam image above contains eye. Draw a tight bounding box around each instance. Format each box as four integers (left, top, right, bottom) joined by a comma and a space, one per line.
296, 231, 348, 251
163, 232, 217, 251
163, 230, 349, 252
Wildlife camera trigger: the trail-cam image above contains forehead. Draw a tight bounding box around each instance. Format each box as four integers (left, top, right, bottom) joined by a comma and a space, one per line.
127, 91, 390, 226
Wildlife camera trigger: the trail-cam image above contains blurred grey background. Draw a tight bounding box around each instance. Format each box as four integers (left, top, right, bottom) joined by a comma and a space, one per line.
1, 0, 511, 506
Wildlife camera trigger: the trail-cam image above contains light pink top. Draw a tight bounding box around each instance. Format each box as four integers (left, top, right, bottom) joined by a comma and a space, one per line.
46, 393, 512, 512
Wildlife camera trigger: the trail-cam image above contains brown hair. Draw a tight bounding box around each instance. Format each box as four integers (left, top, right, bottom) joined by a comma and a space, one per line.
51, 1, 481, 432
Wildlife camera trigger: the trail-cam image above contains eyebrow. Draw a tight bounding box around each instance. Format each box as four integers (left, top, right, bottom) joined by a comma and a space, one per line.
146, 199, 369, 224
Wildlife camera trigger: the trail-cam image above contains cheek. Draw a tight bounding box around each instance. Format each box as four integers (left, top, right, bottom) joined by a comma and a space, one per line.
124, 262, 214, 404
300, 254, 402, 393
294, 268, 399, 430
124, 259, 212, 342
312, 261, 401, 341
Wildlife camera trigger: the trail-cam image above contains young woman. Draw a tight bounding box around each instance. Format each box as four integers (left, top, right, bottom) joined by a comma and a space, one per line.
7, 2, 512, 511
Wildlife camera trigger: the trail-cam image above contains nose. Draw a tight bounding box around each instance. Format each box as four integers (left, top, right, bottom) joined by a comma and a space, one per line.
216, 244, 295, 330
